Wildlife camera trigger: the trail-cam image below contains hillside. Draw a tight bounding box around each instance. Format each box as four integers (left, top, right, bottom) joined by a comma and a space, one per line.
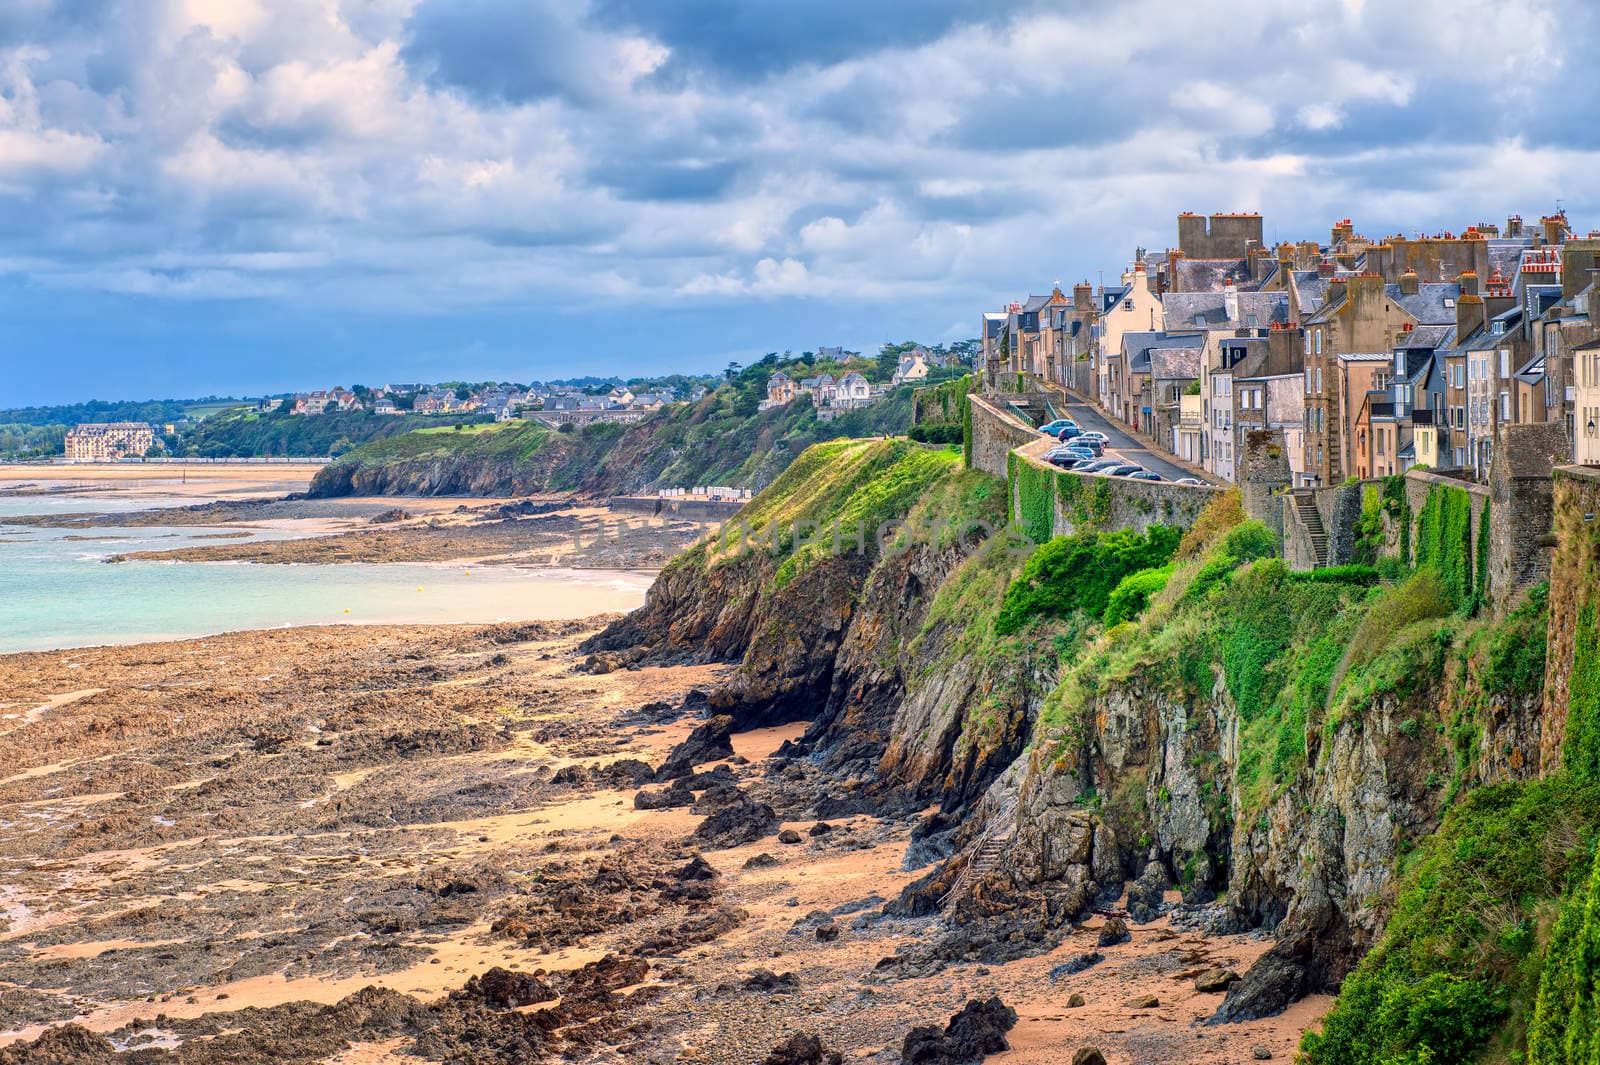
580, 429, 1600, 1063
307, 383, 917, 498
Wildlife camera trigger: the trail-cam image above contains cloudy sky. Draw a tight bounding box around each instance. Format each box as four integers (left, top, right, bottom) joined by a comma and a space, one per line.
1, 0, 1596, 405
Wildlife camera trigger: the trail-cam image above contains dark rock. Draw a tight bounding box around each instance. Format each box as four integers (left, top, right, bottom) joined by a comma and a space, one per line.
1071, 1050, 1107, 1065
1096, 917, 1130, 947
599, 758, 654, 787
741, 968, 800, 993
743, 853, 780, 869
656, 715, 736, 780
778, 829, 803, 844
1066, 992, 1085, 1007
808, 821, 834, 837
464, 967, 556, 1008
0, 1024, 115, 1063
815, 921, 840, 942
1127, 861, 1169, 924
677, 855, 719, 882
1124, 993, 1159, 1009
691, 791, 778, 849
634, 781, 695, 810
368, 507, 409, 524
1048, 952, 1104, 980
1253, 1048, 1273, 1060
899, 995, 1018, 1064
1209, 934, 1317, 1023
551, 764, 590, 787
761, 1032, 843, 1065
1194, 967, 1241, 993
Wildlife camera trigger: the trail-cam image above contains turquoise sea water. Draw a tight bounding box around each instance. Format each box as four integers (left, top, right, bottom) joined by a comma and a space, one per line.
0, 492, 654, 654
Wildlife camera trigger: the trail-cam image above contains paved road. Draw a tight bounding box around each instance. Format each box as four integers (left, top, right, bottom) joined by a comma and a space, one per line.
1043, 396, 1198, 482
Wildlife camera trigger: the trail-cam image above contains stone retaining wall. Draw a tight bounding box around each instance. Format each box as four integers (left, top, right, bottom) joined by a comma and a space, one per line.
1009, 447, 1222, 541
968, 394, 1040, 478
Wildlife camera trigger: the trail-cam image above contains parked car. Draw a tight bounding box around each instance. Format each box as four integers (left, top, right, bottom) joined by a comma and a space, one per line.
1174, 476, 1206, 486
1076, 431, 1109, 444
1099, 463, 1145, 477
1048, 453, 1092, 469
1126, 470, 1163, 481
1073, 439, 1105, 456
1079, 459, 1123, 473
1038, 419, 1077, 435
1056, 425, 1084, 441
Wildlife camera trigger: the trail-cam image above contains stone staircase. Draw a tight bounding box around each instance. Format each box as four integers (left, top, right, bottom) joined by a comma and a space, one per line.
1292, 492, 1330, 567
940, 794, 1020, 909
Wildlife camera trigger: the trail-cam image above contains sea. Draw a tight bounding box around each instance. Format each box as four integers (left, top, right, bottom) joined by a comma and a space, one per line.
0, 487, 654, 655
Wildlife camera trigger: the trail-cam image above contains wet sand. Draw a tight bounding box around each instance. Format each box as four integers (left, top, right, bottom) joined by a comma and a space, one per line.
0, 618, 1328, 1063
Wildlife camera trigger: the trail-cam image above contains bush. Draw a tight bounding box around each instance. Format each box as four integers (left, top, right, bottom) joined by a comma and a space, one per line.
1303, 778, 1600, 1065
908, 423, 962, 444
1102, 564, 1175, 627
1289, 564, 1382, 586
1221, 519, 1277, 562
995, 525, 1181, 635
1339, 568, 1451, 678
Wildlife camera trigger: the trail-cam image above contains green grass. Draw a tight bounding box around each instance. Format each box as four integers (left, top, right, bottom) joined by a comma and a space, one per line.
1303, 777, 1600, 1065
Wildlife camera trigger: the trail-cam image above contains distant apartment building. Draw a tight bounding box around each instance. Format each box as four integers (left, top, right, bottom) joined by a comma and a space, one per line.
65, 422, 155, 462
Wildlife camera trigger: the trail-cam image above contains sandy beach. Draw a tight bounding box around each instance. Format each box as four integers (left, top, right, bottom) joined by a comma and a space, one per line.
0, 463, 328, 501
0, 617, 1324, 1064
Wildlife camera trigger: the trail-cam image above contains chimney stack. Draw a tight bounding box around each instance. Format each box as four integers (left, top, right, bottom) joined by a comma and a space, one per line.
1399, 268, 1420, 296
1457, 271, 1479, 297
1073, 282, 1093, 314
1542, 212, 1570, 247
1223, 278, 1239, 322
1456, 291, 1484, 341
1317, 258, 1336, 279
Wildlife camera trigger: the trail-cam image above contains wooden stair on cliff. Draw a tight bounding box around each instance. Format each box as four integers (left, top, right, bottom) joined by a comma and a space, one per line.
1293, 492, 1330, 568
940, 794, 1020, 909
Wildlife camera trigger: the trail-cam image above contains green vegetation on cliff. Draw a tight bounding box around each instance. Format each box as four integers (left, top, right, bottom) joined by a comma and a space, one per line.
312, 382, 918, 498
1303, 777, 1600, 1065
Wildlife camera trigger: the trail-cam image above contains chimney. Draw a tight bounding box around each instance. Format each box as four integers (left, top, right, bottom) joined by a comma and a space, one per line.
1542, 212, 1569, 247
1505, 214, 1524, 239
1327, 276, 1348, 306
1167, 248, 1184, 292
1073, 282, 1093, 314
1317, 258, 1336, 279
1457, 270, 1479, 297
1399, 268, 1420, 296
1457, 291, 1484, 341
1223, 278, 1239, 322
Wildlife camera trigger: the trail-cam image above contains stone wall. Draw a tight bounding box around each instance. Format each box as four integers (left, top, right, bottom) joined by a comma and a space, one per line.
608, 496, 745, 521
1541, 465, 1600, 774
1402, 471, 1491, 576
1488, 423, 1567, 615
1009, 448, 1222, 541
968, 394, 1041, 478
1240, 430, 1292, 540
1282, 482, 1366, 570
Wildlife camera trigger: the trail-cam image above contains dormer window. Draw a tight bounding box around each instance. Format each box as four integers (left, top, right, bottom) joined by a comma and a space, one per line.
1491, 321, 1505, 335
1444, 298, 1455, 308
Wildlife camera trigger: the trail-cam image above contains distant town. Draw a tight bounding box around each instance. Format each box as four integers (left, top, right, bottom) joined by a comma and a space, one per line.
24, 343, 973, 464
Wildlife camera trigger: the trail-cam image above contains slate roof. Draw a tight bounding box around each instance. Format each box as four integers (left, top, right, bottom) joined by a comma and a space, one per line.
1174, 258, 1253, 293
1399, 324, 1454, 349
1122, 331, 1204, 375
1515, 353, 1546, 385
1149, 345, 1203, 381
1162, 291, 1289, 330
1099, 285, 1131, 313
1390, 282, 1461, 325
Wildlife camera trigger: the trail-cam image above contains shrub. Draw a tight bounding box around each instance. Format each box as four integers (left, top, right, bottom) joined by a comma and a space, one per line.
1527, 845, 1600, 1064
1102, 564, 1175, 627
1221, 519, 1278, 562
1414, 483, 1476, 612
908, 422, 962, 444
1303, 778, 1600, 1065
995, 525, 1181, 635
1289, 564, 1382, 586
1338, 568, 1451, 678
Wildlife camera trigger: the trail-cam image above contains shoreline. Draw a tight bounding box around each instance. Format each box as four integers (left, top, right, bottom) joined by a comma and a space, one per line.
0, 619, 1321, 1063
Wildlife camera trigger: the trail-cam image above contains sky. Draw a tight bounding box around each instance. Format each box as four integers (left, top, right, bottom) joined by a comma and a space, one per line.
1, 0, 1598, 406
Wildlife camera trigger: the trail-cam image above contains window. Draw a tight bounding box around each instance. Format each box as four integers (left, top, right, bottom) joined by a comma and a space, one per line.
1499, 349, 1511, 378
1316, 367, 1323, 392
1305, 368, 1313, 394
1123, 299, 1134, 312
1315, 331, 1323, 355
1500, 391, 1511, 420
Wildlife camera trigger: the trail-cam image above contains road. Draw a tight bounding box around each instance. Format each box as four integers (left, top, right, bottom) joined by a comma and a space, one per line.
1045, 396, 1200, 482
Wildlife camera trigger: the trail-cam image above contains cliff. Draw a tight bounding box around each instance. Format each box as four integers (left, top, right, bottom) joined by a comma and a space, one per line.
585, 430, 1597, 1063
307, 384, 916, 499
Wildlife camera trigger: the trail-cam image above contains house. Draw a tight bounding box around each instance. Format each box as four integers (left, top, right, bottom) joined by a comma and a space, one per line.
1117, 331, 1204, 435
761, 372, 799, 411
374, 397, 399, 415
1574, 337, 1600, 465
1096, 264, 1164, 414
892, 350, 930, 384
834, 372, 871, 406
607, 386, 635, 406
